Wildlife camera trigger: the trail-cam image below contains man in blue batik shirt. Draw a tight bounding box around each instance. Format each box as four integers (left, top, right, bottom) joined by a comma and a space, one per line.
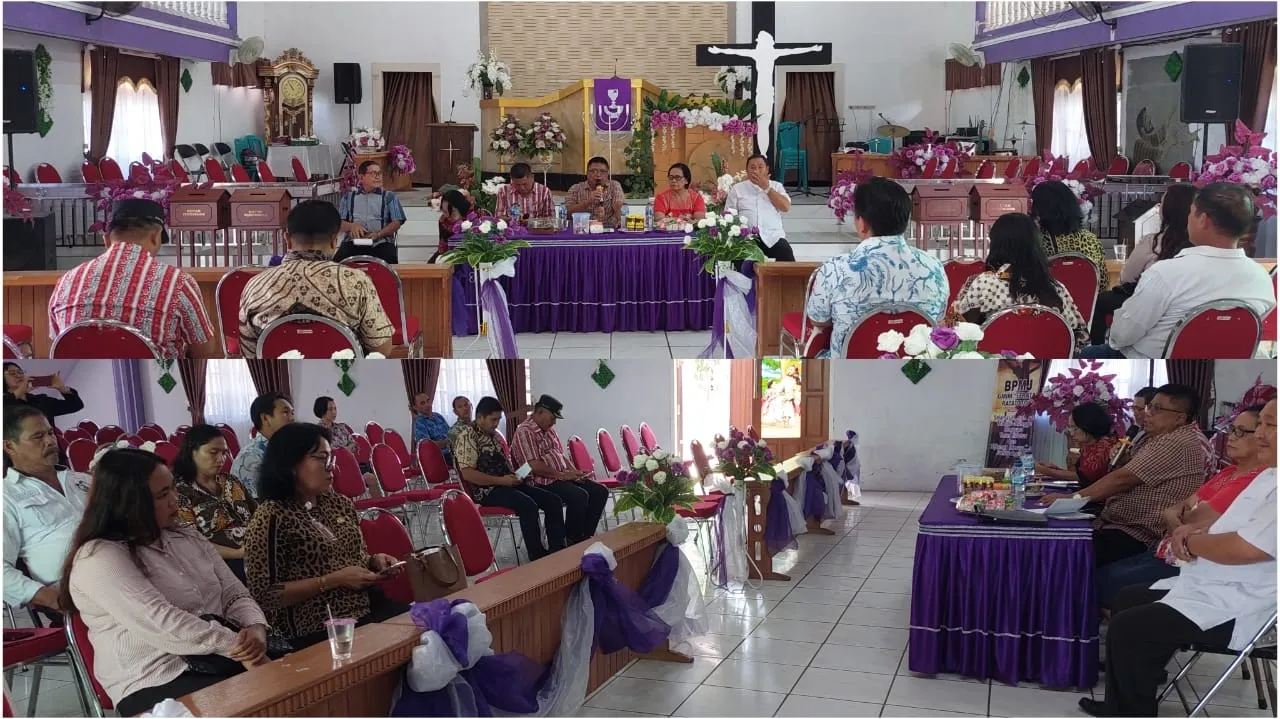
805, 177, 948, 357
334, 160, 407, 265
411, 392, 453, 465
229, 392, 295, 497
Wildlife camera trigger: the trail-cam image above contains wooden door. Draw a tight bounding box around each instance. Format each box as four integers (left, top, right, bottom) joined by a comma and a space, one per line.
732, 360, 829, 460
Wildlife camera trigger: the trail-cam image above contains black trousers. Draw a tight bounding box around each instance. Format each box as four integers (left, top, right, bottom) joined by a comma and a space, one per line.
481, 484, 566, 560
543, 479, 610, 544
755, 237, 795, 262
1103, 584, 1234, 717
118, 670, 241, 716
1090, 287, 1134, 345
334, 240, 398, 265
1094, 527, 1149, 568
224, 557, 246, 584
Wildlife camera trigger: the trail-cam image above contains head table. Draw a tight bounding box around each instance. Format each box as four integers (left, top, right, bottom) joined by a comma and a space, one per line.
450, 231, 715, 335
908, 477, 1099, 690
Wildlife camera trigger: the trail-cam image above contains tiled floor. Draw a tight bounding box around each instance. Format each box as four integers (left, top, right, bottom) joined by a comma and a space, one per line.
8, 490, 1272, 717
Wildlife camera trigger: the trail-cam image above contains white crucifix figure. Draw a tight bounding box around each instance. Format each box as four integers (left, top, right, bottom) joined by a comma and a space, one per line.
703, 31, 828, 157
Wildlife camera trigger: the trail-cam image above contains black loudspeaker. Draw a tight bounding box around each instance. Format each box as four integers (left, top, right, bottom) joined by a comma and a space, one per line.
334, 62, 362, 104
1180, 43, 1244, 124
3, 214, 55, 270
4, 49, 39, 135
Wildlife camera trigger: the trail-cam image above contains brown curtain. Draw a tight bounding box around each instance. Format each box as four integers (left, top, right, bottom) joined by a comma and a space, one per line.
486, 359, 528, 438
177, 359, 207, 425
1080, 48, 1118, 168
779, 72, 840, 184
1031, 57, 1056, 156
401, 360, 441, 406
245, 360, 291, 399
1222, 20, 1277, 135
88, 46, 121, 162
211, 61, 261, 88
944, 60, 1004, 91
155, 55, 181, 159
382, 72, 437, 185
1167, 360, 1215, 430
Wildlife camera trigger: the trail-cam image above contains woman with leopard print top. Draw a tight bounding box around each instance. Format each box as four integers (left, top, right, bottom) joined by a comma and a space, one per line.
243, 423, 409, 646
1030, 180, 1107, 295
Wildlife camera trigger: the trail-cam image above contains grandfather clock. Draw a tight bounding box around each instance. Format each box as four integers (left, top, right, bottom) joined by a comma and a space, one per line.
258, 49, 319, 140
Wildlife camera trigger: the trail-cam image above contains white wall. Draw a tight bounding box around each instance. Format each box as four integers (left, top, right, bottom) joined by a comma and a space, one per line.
288, 360, 417, 443
18, 360, 117, 430
1215, 360, 1278, 415
947, 63, 1035, 155
175, 64, 265, 148
528, 360, 676, 466
2, 33, 86, 182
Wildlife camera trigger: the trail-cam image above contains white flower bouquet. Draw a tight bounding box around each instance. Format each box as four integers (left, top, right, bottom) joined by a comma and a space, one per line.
517, 112, 566, 157
488, 114, 524, 157
715, 66, 751, 97
612, 448, 699, 524
348, 127, 385, 152
682, 209, 767, 274
877, 323, 1032, 359
465, 51, 512, 97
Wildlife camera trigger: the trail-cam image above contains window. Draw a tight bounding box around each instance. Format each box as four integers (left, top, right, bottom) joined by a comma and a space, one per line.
204, 360, 259, 441
1051, 79, 1089, 165
433, 360, 498, 421
675, 360, 731, 459
105, 77, 164, 167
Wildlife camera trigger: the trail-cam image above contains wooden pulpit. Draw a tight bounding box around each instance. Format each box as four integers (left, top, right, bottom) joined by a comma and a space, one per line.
426, 123, 477, 188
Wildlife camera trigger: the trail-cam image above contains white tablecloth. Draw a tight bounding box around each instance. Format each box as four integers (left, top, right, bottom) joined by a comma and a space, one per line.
266, 144, 336, 180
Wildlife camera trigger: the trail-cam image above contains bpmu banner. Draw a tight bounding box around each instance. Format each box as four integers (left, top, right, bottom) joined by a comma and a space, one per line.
985, 360, 1046, 467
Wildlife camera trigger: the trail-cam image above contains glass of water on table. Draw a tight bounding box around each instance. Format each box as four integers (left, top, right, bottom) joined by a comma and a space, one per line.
325, 617, 356, 661
1113, 243, 1128, 262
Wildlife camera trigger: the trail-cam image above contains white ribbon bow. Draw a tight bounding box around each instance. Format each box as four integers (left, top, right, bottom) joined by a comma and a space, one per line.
405, 602, 494, 693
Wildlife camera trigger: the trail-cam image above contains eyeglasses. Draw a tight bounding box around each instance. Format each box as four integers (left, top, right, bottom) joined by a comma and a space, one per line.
1229, 426, 1258, 438
363, 170, 383, 177
1146, 403, 1185, 416
668, 175, 685, 181
309, 453, 336, 470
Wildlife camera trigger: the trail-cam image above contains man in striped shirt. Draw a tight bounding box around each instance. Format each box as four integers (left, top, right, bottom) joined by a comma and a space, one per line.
48, 199, 217, 358
509, 395, 609, 544
496, 163, 556, 222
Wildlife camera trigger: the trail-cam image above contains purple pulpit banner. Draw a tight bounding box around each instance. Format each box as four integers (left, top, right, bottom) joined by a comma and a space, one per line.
593, 78, 632, 132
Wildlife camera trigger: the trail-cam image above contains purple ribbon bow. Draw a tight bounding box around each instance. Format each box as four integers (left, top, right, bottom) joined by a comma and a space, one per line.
636, 543, 681, 609
581, 553, 671, 655
802, 463, 828, 521
764, 478, 798, 554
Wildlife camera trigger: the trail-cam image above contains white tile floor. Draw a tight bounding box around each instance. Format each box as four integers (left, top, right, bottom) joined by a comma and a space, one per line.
7, 490, 1272, 717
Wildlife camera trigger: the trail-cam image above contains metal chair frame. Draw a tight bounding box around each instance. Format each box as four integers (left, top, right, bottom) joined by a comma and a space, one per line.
1157, 612, 1277, 717
49, 319, 163, 359
1162, 301, 1263, 359
258, 314, 364, 359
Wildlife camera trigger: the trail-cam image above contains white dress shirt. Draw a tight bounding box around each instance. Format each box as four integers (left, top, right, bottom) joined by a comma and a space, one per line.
1153, 468, 1275, 650
1109, 246, 1275, 358
725, 179, 787, 248
3, 466, 91, 606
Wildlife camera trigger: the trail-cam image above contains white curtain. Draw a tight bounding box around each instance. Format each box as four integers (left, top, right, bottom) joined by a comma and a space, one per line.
203, 360, 259, 441
1051, 79, 1090, 165
433, 360, 497, 419
106, 78, 164, 167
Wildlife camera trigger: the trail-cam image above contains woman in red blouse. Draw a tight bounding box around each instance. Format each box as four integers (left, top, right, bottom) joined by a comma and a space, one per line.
1035, 402, 1119, 487
654, 163, 707, 225
1162, 403, 1268, 529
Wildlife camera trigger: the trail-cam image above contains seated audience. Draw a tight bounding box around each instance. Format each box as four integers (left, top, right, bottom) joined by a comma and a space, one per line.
1079, 399, 1276, 718
446, 395, 473, 451
48, 199, 217, 359
412, 392, 453, 465
1044, 384, 1209, 567
63, 448, 270, 717
725, 154, 794, 261
510, 395, 609, 545
946, 213, 1088, 353
313, 395, 378, 494
243, 423, 406, 646
454, 396, 567, 560
237, 200, 395, 359
3, 363, 84, 430
806, 177, 948, 356
1110, 386, 1158, 471
230, 392, 296, 497
1034, 402, 1119, 487
1086, 183, 1276, 358
3, 405, 90, 614
1090, 184, 1195, 344
173, 425, 258, 582
496, 162, 555, 223
1030, 180, 1106, 294
654, 163, 707, 224
565, 156, 626, 228
435, 190, 475, 263
335, 160, 406, 264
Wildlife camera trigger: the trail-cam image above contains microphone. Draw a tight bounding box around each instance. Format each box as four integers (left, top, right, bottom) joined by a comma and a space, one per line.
448, 101, 456, 123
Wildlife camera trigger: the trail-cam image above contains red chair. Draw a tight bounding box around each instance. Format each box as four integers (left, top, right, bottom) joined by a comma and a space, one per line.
167, 159, 190, 182
382, 429, 418, 477
3, 324, 32, 359
1108, 155, 1130, 175
780, 269, 823, 358
340, 257, 422, 354
258, 315, 362, 358
216, 423, 240, 458
98, 157, 124, 181
1048, 253, 1102, 325
291, 157, 308, 182
1168, 162, 1192, 180
943, 259, 987, 311
34, 163, 61, 183
619, 425, 642, 464
136, 425, 166, 442
3, 626, 95, 717
127, 162, 150, 183
1164, 302, 1263, 359
978, 304, 1074, 358
95, 425, 126, 444
203, 157, 229, 182
638, 422, 659, 451
229, 163, 252, 182
1021, 156, 1041, 178
493, 431, 514, 467
689, 439, 713, 480
1260, 272, 1277, 344
975, 160, 996, 179
747, 425, 760, 442
841, 304, 936, 358
80, 160, 102, 183
77, 420, 100, 436
920, 156, 939, 178
64, 613, 113, 714
596, 428, 624, 473
1133, 159, 1156, 176
169, 428, 189, 446
153, 440, 179, 465
1071, 159, 1093, 176
257, 162, 277, 182
50, 320, 163, 358
3, 166, 20, 184
358, 508, 415, 604
441, 489, 516, 580
365, 422, 386, 446
335, 446, 408, 513
417, 439, 461, 490
568, 435, 622, 527
1001, 158, 1022, 180
938, 156, 958, 179
353, 433, 374, 464
214, 268, 256, 356
141, 152, 155, 166
372, 444, 439, 535
66, 438, 98, 472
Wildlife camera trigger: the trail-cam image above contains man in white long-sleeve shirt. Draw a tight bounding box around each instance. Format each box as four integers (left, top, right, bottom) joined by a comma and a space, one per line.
1084, 183, 1275, 358
3, 404, 90, 613
725, 154, 795, 261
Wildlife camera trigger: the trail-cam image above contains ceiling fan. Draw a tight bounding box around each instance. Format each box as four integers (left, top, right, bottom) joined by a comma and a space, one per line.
1069, 1, 1118, 29
84, 2, 141, 25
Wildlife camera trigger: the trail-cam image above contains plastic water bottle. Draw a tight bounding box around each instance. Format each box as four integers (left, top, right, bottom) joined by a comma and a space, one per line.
1011, 454, 1032, 509
645, 201, 654, 232
510, 204, 522, 227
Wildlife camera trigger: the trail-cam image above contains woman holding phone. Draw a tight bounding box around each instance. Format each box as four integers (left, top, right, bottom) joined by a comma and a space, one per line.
4, 363, 84, 429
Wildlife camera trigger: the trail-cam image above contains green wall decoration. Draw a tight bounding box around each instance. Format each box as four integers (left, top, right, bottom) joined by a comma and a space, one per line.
901, 359, 931, 385
34, 45, 53, 138
1016, 66, 1030, 89
180, 68, 193, 93
591, 361, 615, 389
155, 360, 177, 393
335, 360, 356, 396
1163, 52, 1183, 82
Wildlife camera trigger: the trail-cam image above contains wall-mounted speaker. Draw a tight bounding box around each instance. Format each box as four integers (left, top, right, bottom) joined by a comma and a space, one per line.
334, 62, 362, 104
1180, 43, 1244, 124
3, 49, 39, 135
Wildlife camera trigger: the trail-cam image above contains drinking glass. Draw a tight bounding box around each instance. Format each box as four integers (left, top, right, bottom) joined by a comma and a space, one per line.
325, 618, 356, 661
1113, 244, 1128, 262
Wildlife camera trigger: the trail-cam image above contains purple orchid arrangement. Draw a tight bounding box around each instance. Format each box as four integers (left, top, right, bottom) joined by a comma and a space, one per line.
713, 426, 778, 483
389, 144, 416, 176
1015, 359, 1133, 437
88, 156, 189, 231
1192, 119, 1277, 219
613, 448, 699, 524
889, 129, 972, 179
439, 211, 532, 267
827, 160, 873, 224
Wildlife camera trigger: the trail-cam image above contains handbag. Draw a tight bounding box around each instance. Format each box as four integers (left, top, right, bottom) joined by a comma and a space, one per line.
181, 614, 294, 676
405, 544, 469, 602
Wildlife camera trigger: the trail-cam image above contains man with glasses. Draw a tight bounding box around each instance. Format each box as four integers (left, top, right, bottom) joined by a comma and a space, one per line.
334, 160, 406, 264
1045, 384, 1210, 567
496, 163, 555, 223
49, 199, 218, 358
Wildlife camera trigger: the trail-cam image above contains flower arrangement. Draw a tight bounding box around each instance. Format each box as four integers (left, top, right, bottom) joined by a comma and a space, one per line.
713, 427, 777, 483
388, 144, 416, 176
488, 114, 524, 157
1193, 120, 1277, 219
464, 51, 512, 98
683, 209, 767, 274
439, 213, 531, 267
274, 350, 387, 359
715, 67, 751, 98
517, 112, 566, 157
348, 127, 386, 152
702, 167, 747, 215
651, 107, 757, 154
889, 129, 971, 179
612, 448, 700, 524
3, 184, 33, 221
451, 162, 499, 215
877, 323, 1033, 359
1015, 360, 1132, 437
827, 156, 874, 224
1024, 152, 1104, 219
89, 156, 183, 230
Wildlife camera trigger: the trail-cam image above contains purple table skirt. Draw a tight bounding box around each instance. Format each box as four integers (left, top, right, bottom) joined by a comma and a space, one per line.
908, 477, 1099, 689
450, 232, 715, 335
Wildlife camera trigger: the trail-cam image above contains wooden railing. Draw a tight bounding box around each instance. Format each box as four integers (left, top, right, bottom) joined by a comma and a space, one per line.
983, 0, 1072, 31
142, 0, 229, 27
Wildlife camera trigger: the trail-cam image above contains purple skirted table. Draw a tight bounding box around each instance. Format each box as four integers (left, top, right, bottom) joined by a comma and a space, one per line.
450, 231, 715, 335
908, 477, 1099, 689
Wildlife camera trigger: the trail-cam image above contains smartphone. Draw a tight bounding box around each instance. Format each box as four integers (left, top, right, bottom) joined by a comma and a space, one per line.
29, 375, 53, 388
377, 560, 408, 577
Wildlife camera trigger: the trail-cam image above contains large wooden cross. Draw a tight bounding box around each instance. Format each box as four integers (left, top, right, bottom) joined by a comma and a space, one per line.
696, 2, 831, 161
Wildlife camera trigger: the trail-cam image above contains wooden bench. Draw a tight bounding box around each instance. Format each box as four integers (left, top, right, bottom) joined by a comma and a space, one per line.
177, 522, 674, 717
2, 263, 454, 358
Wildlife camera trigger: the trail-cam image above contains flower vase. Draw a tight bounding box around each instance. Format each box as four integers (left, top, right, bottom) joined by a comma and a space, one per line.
476, 262, 493, 337
733, 86, 744, 101
482, 85, 494, 101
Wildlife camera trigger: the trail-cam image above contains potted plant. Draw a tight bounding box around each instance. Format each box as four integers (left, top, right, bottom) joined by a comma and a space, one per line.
465, 51, 512, 100
612, 448, 700, 524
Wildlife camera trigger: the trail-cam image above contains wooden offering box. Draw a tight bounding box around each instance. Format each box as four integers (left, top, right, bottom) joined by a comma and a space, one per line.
970, 184, 1028, 222
229, 188, 292, 229
912, 183, 973, 223
169, 187, 231, 230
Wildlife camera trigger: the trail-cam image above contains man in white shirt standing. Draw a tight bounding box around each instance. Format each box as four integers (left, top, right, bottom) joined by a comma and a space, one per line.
1085, 183, 1275, 359
725, 154, 795, 261
3, 404, 91, 615
1081, 398, 1277, 718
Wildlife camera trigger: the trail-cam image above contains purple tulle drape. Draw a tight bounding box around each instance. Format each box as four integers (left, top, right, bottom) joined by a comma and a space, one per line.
742, 261, 757, 315
701, 274, 733, 358
765, 478, 798, 554
712, 499, 730, 587
581, 553, 671, 655
636, 543, 681, 609
480, 279, 519, 357
802, 466, 827, 521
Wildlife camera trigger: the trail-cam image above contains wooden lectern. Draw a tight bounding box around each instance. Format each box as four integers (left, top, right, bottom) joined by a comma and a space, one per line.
426, 123, 477, 188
